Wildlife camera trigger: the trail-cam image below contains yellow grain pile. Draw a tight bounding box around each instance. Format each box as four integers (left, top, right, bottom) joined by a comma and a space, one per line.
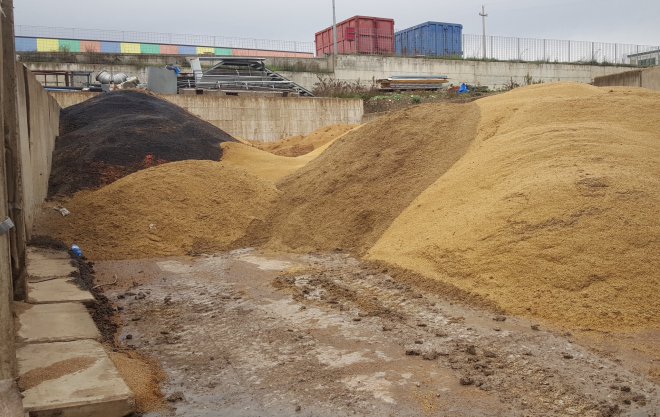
264, 103, 480, 253
36, 161, 279, 260
220, 138, 339, 182
253, 124, 357, 156
368, 83, 660, 332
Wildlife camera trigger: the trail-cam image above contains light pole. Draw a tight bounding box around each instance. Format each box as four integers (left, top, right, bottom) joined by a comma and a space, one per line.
479, 5, 488, 59
332, 0, 338, 71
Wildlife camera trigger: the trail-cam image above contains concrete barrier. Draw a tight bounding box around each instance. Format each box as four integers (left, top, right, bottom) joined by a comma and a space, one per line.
16, 64, 61, 235
1, 1, 59, 383
22, 52, 636, 92
594, 66, 660, 90
49, 92, 364, 142
593, 69, 642, 87
278, 55, 637, 91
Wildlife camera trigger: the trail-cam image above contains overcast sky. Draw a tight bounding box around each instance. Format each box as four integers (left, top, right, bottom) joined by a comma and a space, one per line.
14, 0, 660, 46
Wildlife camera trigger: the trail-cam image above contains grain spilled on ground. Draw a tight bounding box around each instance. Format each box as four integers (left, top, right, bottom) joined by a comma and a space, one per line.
19, 357, 96, 391
109, 350, 167, 413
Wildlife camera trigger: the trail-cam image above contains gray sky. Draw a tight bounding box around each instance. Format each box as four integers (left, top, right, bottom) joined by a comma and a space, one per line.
15, 0, 660, 46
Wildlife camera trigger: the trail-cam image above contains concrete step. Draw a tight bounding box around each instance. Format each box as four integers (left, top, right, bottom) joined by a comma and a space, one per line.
26, 247, 78, 282
26, 278, 95, 305
15, 302, 100, 344
17, 340, 134, 417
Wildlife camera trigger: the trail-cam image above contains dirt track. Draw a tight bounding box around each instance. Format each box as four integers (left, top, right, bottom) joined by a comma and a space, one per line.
96, 250, 658, 416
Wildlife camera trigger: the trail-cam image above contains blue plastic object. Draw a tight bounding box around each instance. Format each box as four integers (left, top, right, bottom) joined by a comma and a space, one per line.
396, 21, 463, 57
71, 244, 83, 258
458, 83, 469, 94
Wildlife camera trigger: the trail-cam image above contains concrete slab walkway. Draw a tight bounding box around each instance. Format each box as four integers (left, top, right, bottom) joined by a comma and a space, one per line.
26, 247, 78, 281
15, 302, 100, 343
17, 340, 134, 417
26, 278, 95, 304
14, 246, 135, 417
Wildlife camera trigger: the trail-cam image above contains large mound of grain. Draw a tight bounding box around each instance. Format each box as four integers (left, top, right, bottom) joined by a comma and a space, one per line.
37, 161, 278, 260
49, 91, 236, 197
252, 124, 357, 157
368, 84, 660, 332
220, 137, 340, 182
264, 103, 480, 253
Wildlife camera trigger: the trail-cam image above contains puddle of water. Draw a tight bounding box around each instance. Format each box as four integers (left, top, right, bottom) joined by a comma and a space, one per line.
239, 255, 292, 271
342, 372, 396, 404
316, 346, 375, 368
157, 260, 192, 274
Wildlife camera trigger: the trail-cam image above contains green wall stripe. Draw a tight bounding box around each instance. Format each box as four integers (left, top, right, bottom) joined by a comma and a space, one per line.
141, 43, 160, 54
215, 47, 233, 56
59, 39, 80, 52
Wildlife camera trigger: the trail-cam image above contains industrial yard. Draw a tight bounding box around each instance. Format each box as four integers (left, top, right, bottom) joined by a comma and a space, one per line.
20, 83, 658, 417
1, 2, 660, 417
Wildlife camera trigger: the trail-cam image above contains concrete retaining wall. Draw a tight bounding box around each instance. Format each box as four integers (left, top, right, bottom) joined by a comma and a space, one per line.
1, 1, 60, 382
16, 64, 61, 233
50, 92, 363, 142
594, 66, 660, 90
22, 53, 635, 91
278, 55, 636, 91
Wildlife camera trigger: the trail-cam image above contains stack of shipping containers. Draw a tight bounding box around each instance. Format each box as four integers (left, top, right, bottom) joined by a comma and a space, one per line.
315, 18, 463, 58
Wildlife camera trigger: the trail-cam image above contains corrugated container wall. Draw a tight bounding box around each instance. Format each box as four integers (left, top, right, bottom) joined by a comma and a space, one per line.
395, 22, 463, 57
316, 16, 395, 57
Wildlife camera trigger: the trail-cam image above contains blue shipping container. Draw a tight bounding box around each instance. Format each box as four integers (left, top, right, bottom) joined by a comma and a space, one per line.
395, 21, 463, 57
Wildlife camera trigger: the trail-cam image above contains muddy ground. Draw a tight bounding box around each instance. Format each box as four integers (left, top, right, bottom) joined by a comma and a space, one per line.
94, 249, 658, 417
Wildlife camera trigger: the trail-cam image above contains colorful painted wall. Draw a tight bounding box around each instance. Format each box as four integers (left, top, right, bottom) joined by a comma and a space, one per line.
15, 36, 314, 58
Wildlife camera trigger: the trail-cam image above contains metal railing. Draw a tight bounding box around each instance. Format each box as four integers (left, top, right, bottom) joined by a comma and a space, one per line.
15, 25, 316, 54
462, 34, 658, 64
16, 24, 659, 65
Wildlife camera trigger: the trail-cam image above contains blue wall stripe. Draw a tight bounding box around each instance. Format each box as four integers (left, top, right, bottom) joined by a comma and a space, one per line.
16, 37, 38, 52
100, 41, 121, 53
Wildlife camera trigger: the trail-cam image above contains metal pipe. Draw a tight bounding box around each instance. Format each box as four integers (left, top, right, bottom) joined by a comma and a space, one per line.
96, 70, 128, 84
479, 5, 488, 60
332, 0, 338, 70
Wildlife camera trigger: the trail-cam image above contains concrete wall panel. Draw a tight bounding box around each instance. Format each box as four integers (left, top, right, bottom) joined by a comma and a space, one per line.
50, 91, 363, 142
17, 64, 60, 235
593, 66, 660, 91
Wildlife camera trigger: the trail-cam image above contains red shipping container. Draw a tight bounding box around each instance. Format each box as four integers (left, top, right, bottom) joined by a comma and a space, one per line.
315, 16, 395, 57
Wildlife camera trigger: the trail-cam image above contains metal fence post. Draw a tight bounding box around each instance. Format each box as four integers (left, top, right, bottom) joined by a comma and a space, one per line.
517, 37, 520, 60
614, 44, 618, 64
567, 40, 571, 63
592, 42, 595, 62
543, 39, 547, 61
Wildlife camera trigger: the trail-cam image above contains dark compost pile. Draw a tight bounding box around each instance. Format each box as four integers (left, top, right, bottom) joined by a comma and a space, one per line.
48, 90, 236, 197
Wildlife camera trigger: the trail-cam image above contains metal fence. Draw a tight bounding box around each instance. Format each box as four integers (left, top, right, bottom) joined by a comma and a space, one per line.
462, 34, 659, 64
16, 24, 659, 65
15, 25, 316, 54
